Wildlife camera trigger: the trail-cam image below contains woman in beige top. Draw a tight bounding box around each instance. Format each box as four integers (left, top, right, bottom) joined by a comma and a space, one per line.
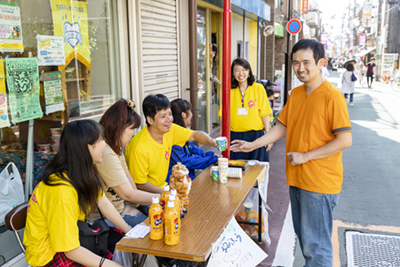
88, 99, 159, 227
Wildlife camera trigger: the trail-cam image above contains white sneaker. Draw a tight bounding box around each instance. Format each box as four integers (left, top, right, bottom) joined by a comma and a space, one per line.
349, 102, 354, 106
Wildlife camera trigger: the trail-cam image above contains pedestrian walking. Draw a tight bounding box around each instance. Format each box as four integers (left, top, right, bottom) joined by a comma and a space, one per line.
230, 39, 352, 267
357, 62, 366, 87
341, 64, 356, 106
219, 58, 272, 161
366, 58, 376, 89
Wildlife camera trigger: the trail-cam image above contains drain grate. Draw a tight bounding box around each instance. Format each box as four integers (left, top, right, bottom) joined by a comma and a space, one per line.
346, 231, 400, 267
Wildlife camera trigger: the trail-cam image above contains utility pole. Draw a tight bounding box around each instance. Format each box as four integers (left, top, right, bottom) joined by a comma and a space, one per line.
353, 0, 357, 59
375, 0, 383, 80
340, 13, 345, 58
348, 1, 351, 58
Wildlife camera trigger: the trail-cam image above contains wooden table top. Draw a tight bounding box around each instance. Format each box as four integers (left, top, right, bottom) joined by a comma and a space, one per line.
116, 163, 266, 262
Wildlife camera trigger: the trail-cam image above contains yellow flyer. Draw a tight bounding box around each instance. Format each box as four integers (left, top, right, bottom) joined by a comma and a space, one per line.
51, 0, 91, 70
0, 59, 10, 128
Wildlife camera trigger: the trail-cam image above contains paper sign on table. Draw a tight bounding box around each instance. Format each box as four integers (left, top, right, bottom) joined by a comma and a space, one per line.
124, 224, 150, 239
207, 217, 268, 267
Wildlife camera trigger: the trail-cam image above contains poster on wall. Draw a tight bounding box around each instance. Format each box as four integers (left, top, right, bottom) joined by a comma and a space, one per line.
51, 0, 91, 70
43, 71, 64, 115
6, 58, 43, 124
0, 59, 10, 128
37, 35, 66, 66
0, 3, 23, 53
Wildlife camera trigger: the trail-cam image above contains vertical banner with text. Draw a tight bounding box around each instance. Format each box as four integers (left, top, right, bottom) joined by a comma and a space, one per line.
302, 0, 309, 14
0, 59, 10, 128
51, 0, 91, 70
6, 58, 43, 124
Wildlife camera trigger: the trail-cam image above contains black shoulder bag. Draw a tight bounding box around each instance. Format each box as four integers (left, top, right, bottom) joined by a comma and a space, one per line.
77, 207, 109, 257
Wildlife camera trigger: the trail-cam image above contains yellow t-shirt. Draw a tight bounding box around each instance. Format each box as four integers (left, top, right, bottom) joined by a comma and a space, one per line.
23, 174, 104, 266
125, 124, 193, 188
277, 80, 352, 194
219, 82, 272, 132
88, 145, 129, 221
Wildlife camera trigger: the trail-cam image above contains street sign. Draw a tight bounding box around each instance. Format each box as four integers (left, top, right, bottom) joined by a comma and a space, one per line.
286, 18, 301, 35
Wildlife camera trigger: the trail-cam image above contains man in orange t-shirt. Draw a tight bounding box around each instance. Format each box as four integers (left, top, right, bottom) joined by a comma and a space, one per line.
231, 39, 352, 266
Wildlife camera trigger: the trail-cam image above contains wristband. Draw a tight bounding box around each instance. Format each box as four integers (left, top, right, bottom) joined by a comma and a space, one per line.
99, 257, 106, 267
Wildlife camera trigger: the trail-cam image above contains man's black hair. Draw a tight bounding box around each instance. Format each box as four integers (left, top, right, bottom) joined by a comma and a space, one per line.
290, 39, 325, 65
266, 89, 274, 98
142, 94, 170, 126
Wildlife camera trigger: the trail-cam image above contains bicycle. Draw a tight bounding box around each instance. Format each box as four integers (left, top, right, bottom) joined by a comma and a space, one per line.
391, 77, 400, 92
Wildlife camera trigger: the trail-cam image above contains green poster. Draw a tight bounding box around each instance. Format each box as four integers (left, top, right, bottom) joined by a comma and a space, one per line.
6, 57, 43, 123
43, 71, 64, 115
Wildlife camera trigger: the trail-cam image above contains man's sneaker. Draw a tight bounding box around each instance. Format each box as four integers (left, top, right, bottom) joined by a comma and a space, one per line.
349, 102, 354, 106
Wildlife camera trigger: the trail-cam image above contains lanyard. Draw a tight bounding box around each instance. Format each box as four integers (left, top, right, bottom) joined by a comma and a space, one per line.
239, 86, 248, 108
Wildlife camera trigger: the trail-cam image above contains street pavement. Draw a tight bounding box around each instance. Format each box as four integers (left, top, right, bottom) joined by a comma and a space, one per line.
266, 68, 400, 267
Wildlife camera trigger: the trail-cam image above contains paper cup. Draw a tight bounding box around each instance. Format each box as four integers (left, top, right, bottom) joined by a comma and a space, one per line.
38, 144, 51, 153
216, 137, 227, 151
210, 166, 219, 181
219, 168, 228, 183
51, 144, 60, 153
228, 167, 242, 178
218, 157, 228, 169
50, 127, 62, 136
51, 136, 61, 145
244, 202, 252, 213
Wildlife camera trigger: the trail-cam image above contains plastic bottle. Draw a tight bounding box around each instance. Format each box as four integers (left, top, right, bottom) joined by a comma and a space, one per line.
149, 196, 163, 240
160, 185, 170, 209
164, 201, 180, 245
169, 193, 182, 223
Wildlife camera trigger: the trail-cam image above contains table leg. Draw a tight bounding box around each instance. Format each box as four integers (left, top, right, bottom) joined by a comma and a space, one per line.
134, 254, 147, 267
258, 192, 262, 244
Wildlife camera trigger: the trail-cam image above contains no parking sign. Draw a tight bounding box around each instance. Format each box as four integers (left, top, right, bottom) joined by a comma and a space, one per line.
286, 18, 301, 35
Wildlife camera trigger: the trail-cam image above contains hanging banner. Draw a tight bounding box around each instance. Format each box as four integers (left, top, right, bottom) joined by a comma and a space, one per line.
37, 35, 66, 66
302, 0, 309, 14
6, 58, 43, 124
43, 71, 64, 115
51, 0, 91, 70
0, 3, 23, 53
0, 59, 9, 128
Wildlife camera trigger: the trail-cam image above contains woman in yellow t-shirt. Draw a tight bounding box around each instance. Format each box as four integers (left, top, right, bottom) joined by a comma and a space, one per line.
221, 58, 272, 161
23, 120, 131, 267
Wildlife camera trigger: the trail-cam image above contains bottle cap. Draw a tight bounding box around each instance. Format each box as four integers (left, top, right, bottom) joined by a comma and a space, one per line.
167, 201, 175, 208
163, 185, 170, 191
170, 189, 177, 195
152, 196, 159, 203
169, 194, 175, 201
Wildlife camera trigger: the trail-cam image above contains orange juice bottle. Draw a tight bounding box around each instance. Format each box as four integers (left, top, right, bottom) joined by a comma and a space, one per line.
170, 189, 180, 210
164, 201, 180, 245
149, 197, 163, 240
169, 193, 181, 227
160, 185, 170, 209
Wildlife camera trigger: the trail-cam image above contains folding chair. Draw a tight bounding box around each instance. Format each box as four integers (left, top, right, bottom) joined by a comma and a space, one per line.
5, 202, 29, 253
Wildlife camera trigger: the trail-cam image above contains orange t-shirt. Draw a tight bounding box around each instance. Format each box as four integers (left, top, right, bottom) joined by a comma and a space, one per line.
277, 80, 352, 194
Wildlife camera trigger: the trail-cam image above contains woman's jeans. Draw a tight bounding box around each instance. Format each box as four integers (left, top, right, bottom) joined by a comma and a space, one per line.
290, 186, 340, 267
344, 93, 353, 103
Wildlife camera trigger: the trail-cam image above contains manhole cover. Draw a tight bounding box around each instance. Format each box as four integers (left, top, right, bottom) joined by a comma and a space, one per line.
346, 231, 400, 267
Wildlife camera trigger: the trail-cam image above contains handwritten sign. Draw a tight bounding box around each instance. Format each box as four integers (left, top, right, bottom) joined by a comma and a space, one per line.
37, 35, 66, 66
6, 58, 43, 124
43, 71, 64, 115
207, 217, 268, 267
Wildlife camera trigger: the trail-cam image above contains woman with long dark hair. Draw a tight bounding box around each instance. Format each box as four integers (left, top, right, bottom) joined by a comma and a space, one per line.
220, 58, 272, 161
24, 120, 130, 267
166, 99, 219, 182
87, 99, 159, 224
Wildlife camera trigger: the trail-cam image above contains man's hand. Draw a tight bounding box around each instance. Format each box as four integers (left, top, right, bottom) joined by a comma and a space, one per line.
230, 140, 256, 153
287, 152, 309, 165
266, 143, 273, 152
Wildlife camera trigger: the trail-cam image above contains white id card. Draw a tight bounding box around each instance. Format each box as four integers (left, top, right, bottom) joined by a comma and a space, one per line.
238, 108, 248, 115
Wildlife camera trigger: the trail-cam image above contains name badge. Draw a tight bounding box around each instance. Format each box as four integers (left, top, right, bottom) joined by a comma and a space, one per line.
238, 108, 248, 115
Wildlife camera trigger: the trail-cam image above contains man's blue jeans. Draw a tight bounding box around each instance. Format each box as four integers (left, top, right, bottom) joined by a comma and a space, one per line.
289, 186, 340, 267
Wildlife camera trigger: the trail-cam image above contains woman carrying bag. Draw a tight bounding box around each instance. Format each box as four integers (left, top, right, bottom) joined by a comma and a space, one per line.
23, 120, 131, 267
341, 63, 356, 106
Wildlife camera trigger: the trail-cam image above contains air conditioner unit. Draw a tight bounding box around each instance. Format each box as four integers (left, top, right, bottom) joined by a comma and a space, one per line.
306, 12, 319, 28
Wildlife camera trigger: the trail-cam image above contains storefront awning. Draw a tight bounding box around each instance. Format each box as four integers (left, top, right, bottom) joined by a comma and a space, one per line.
356, 47, 376, 58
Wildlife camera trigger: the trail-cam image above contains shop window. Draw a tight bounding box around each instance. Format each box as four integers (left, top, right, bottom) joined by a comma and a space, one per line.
0, 0, 121, 263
